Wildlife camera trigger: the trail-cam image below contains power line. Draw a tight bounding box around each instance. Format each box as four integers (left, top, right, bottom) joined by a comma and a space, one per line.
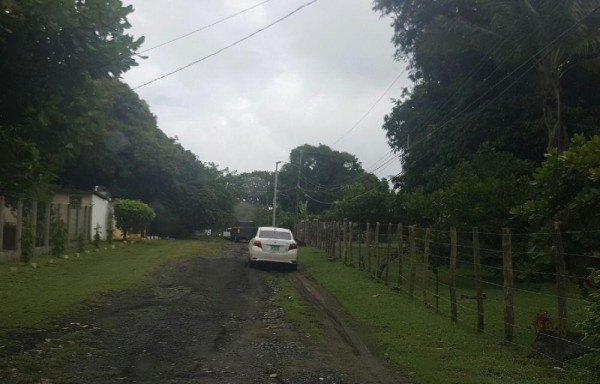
298, 2, 569, 189
330, 70, 406, 146
403, 2, 600, 164
137, 0, 274, 55
133, 0, 320, 90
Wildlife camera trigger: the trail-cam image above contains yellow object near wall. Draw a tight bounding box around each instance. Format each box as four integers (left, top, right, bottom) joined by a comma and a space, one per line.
112, 228, 143, 240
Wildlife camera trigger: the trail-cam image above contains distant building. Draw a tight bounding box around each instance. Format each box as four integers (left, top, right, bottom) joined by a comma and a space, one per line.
0, 186, 114, 262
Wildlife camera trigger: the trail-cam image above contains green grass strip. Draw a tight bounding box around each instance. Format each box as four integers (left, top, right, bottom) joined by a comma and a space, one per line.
299, 247, 599, 384
0, 240, 222, 330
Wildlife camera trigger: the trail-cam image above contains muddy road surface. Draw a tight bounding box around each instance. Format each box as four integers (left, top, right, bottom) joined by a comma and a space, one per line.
2, 244, 405, 384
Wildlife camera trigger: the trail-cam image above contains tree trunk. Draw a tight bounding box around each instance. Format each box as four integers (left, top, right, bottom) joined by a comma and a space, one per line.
541, 53, 568, 151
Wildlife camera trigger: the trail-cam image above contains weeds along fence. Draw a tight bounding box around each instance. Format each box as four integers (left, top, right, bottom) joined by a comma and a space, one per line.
295, 219, 598, 363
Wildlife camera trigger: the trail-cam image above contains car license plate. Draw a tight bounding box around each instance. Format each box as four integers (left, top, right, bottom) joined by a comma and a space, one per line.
270, 245, 281, 251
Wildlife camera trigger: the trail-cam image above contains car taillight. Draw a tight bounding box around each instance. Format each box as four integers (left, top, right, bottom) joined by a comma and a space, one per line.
288, 243, 298, 250
253, 240, 262, 248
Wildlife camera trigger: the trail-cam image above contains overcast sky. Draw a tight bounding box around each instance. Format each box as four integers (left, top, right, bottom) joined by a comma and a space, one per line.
121, 0, 410, 179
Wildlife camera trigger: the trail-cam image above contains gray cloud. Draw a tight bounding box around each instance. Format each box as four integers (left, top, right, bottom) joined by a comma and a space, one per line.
122, 0, 409, 178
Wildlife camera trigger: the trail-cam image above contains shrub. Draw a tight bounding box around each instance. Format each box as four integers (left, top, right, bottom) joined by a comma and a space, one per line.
77, 231, 85, 253
93, 224, 102, 248
106, 210, 114, 245
113, 199, 155, 241
578, 268, 600, 345
51, 217, 67, 257
20, 216, 35, 264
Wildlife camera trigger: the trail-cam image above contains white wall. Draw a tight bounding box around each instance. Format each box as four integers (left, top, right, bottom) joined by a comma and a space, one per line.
90, 194, 112, 240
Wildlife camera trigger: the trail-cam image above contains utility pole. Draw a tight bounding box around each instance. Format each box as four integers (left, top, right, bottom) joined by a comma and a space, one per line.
272, 161, 281, 227
294, 150, 303, 232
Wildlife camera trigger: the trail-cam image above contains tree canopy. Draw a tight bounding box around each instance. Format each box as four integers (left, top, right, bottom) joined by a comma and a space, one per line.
373, 0, 600, 230
0, 0, 143, 198
276, 144, 379, 215
59, 79, 233, 237
113, 198, 155, 240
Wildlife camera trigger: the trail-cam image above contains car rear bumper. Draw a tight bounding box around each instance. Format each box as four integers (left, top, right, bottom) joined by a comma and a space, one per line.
250, 254, 297, 264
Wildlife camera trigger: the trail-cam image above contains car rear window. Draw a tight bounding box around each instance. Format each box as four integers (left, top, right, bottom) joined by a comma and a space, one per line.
259, 230, 292, 240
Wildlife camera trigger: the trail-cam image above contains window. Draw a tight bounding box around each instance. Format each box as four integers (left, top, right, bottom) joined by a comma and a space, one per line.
259, 230, 292, 240
69, 196, 82, 208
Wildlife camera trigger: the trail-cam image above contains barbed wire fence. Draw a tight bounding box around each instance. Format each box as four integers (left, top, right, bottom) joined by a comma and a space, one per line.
295, 219, 598, 366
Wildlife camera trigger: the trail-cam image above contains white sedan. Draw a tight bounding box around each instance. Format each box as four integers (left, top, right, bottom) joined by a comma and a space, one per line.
248, 227, 298, 270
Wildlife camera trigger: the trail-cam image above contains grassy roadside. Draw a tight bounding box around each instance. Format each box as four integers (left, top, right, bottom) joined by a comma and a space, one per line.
0, 239, 224, 330
294, 247, 599, 384
0, 239, 227, 383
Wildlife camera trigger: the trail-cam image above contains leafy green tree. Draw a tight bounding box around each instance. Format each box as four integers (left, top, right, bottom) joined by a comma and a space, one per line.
222, 170, 273, 225
59, 80, 233, 237
227, 171, 273, 204
0, 0, 143, 198
512, 135, 600, 275
374, 0, 600, 150
277, 144, 378, 215
325, 178, 397, 224
372, 0, 600, 239
410, 145, 533, 229
113, 199, 156, 240
578, 269, 600, 345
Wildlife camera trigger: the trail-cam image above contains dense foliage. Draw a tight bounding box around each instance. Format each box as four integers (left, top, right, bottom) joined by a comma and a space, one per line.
512, 135, 600, 274
579, 269, 600, 344
223, 170, 274, 226
276, 144, 382, 215
369, 0, 600, 286
373, 0, 600, 229
59, 80, 233, 237
113, 198, 155, 240
0, 0, 142, 198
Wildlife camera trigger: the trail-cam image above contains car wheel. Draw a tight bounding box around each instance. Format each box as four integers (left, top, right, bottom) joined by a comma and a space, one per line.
290, 264, 298, 271
248, 259, 255, 268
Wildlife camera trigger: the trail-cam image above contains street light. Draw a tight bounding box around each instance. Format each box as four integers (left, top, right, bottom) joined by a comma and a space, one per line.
272, 161, 281, 227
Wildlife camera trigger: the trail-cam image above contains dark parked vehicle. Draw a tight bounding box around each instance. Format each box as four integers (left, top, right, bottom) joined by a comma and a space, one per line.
231, 221, 258, 242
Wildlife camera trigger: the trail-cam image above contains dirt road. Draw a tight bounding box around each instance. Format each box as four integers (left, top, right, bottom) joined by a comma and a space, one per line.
2, 244, 404, 384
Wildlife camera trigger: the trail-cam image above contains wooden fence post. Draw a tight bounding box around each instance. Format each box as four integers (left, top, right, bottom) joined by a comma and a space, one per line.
502, 228, 514, 342
316, 219, 321, 249
44, 203, 51, 249
337, 221, 342, 261
552, 221, 568, 361
422, 228, 431, 307
302, 219, 307, 245
366, 222, 371, 274
385, 223, 392, 286
349, 221, 354, 267
31, 200, 38, 248
0, 196, 4, 255
331, 222, 335, 259
473, 228, 484, 333
330, 222, 336, 261
374, 222, 381, 278
358, 224, 363, 270
409, 226, 417, 299
450, 227, 458, 322
324, 222, 329, 259
16, 200, 23, 253
397, 224, 403, 289
343, 218, 348, 264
